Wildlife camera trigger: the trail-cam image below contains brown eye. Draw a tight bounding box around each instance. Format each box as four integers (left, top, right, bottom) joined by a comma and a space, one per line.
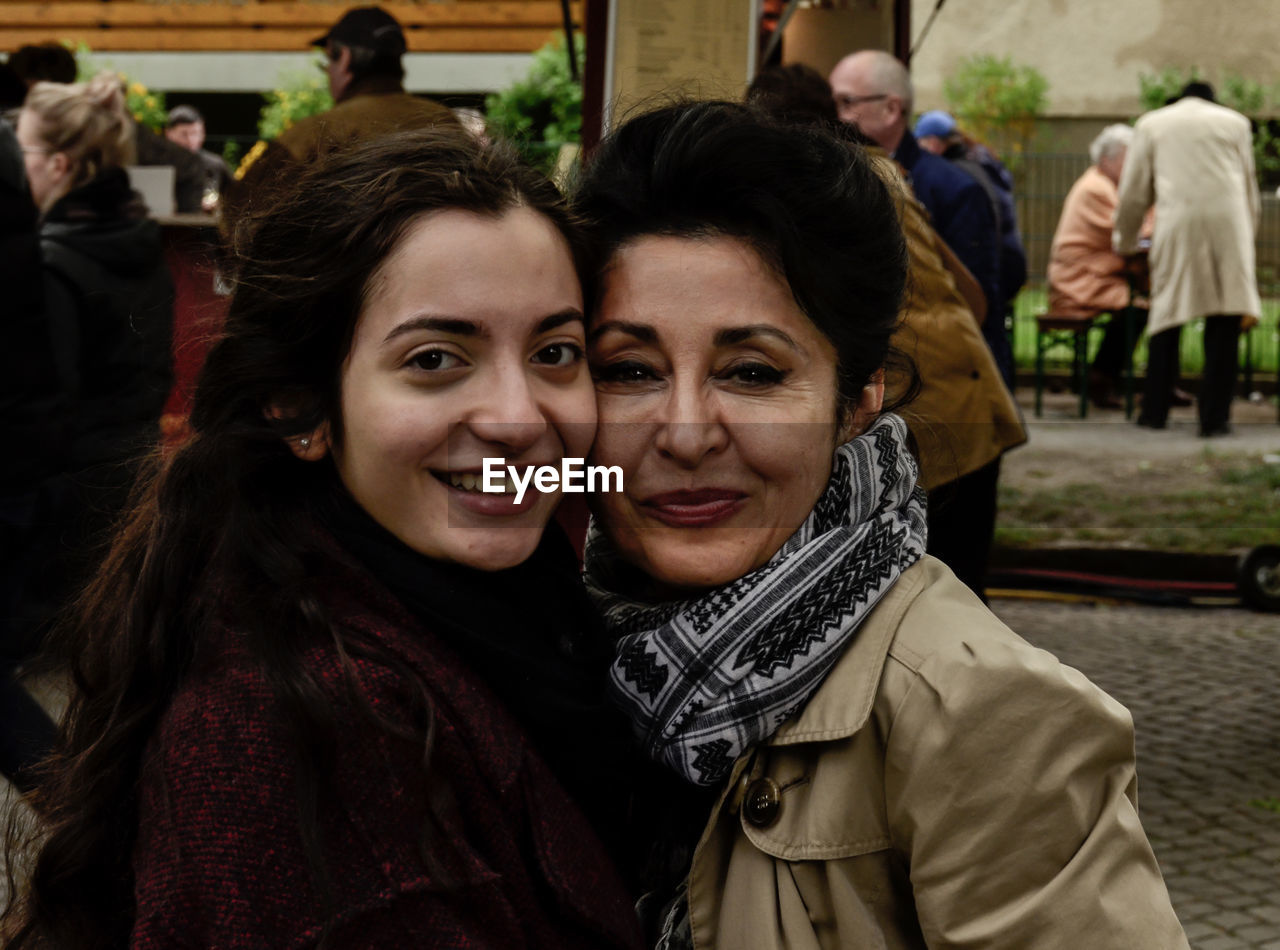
722, 362, 788, 387
532, 342, 583, 367
592, 360, 659, 384
408, 349, 463, 372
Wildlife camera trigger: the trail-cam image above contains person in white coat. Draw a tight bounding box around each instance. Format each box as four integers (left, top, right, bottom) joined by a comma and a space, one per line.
1114, 81, 1260, 436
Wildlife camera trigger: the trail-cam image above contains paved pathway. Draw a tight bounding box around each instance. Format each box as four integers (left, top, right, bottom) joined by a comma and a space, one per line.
993, 597, 1280, 950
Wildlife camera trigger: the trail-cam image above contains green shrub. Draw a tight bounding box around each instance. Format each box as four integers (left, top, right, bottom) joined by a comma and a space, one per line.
74, 43, 167, 132
1137, 66, 1203, 112
257, 64, 334, 141
943, 54, 1048, 173
485, 32, 584, 172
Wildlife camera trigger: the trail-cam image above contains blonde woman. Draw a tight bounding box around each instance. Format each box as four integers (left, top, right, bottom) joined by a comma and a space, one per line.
11, 74, 173, 649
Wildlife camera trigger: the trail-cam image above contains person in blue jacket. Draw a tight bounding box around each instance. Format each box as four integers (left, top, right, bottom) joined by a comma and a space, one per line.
916, 109, 1029, 387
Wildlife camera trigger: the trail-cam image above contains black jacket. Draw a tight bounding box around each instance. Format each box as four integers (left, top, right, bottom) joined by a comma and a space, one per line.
0, 119, 64, 495
41, 168, 174, 471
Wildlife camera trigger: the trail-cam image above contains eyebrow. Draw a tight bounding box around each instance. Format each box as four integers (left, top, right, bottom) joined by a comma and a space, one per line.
383, 315, 484, 344
534, 309, 586, 334
383, 309, 583, 345
713, 325, 801, 350
590, 321, 801, 350
589, 321, 658, 344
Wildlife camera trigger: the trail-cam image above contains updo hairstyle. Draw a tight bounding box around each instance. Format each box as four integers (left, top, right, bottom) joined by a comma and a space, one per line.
22, 71, 136, 192
574, 99, 910, 413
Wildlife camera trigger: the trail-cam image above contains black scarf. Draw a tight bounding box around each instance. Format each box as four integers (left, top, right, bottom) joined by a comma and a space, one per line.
321, 493, 642, 860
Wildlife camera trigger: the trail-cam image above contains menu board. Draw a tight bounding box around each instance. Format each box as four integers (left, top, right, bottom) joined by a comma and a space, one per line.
605, 0, 760, 129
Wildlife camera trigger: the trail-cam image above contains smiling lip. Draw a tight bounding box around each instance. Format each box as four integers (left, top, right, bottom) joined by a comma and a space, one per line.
431, 468, 543, 517
641, 489, 747, 527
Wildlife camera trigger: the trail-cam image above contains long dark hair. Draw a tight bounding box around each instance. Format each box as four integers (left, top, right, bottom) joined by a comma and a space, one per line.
2, 127, 584, 950
574, 99, 912, 413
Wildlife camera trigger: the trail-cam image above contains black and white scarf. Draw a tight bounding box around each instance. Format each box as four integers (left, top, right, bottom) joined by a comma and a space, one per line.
584, 413, 928, 787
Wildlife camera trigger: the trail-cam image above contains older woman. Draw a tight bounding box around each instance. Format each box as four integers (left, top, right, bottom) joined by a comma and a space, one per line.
576, 101, 1187, 949
1047, 123, 1165, 410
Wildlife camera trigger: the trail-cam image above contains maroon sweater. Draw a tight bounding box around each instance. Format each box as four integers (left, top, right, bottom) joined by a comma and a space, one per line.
130, 554, 643, 949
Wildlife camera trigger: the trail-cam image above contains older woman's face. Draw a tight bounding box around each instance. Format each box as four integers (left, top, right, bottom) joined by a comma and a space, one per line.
1097, 145, 1127, 185
589, 235, 853, 591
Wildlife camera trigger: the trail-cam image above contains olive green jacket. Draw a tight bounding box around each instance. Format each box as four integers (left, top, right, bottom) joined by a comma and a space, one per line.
686, 557, 1188, 949
873, 154, 1026, 493
224, 78, 460, 239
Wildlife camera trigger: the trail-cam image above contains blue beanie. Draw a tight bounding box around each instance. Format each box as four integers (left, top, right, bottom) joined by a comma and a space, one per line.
914, 110, 957, 139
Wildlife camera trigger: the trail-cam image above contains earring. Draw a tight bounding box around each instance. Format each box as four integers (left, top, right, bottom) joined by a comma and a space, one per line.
300, 437, 310, 449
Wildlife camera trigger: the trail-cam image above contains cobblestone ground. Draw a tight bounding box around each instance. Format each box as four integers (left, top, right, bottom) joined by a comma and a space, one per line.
993, 598, 1280, 950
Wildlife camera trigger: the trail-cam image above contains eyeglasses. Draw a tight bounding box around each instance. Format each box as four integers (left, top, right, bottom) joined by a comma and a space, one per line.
834, 93, 890, 109
19, 145, 53, 156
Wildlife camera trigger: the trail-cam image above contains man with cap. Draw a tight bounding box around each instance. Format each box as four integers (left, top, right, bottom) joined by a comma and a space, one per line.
166, 104, 233, 211
226, 6, 458, 231
916, 109, 1028, 384
829, 51, 1008, 385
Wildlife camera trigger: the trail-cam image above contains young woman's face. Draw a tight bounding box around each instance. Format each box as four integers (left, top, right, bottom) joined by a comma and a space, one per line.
327, 206, 594, 571
589, 235, 876, 592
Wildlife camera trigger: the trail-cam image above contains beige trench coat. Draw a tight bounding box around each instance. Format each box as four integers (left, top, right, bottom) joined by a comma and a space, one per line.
686, 557, 1189, 950
1113, 96, 1261, 337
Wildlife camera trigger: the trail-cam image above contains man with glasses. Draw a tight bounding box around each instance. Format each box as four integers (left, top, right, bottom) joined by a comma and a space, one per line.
228, 6, 458, 227
830, 50, 1007, 386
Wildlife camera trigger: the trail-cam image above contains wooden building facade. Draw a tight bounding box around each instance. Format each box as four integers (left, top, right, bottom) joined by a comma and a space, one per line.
0, 0, 580, 54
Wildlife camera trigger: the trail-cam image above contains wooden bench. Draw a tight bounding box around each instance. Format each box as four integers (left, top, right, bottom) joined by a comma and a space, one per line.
1033, 308, 1139, 419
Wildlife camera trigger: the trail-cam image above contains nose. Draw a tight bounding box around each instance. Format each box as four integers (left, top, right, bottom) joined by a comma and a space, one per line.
465, 366, 547, 455
653, 380, 728, 468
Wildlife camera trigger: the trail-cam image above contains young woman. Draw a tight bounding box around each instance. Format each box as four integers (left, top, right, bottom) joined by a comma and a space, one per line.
2, 128, 642, 949
4, 74, 172, 797
575, 101, 1188, 949
17, 73, 173, 504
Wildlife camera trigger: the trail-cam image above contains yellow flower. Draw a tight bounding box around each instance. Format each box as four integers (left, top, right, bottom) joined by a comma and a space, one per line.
130, 82, 146, 96
235, 140, 269, 180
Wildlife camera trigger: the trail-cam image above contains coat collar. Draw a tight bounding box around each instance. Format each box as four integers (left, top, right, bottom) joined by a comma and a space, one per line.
892, 128, 923, 171
765, 558, 930, 745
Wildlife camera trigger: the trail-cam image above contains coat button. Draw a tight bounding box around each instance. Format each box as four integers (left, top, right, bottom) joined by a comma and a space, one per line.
743, 777, 781, 827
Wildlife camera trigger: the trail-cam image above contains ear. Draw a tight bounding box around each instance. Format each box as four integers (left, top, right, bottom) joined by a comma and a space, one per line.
47, 150, 70, 183
287, 423, 331, 461
837, 370, 885, 444
265, 404, 331, 461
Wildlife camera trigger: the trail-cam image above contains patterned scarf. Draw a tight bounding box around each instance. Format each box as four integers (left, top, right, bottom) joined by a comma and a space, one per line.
584, 413, 928, 787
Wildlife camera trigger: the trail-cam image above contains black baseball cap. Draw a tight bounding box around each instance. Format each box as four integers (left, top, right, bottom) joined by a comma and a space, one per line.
167, 104, 203, 128
310, 7, 407, 56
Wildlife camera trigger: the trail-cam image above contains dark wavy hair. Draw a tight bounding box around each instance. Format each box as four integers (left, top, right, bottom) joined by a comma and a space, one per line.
746, 63, 841, 131
1, 127, 583, 950
573, 99, 911, 414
